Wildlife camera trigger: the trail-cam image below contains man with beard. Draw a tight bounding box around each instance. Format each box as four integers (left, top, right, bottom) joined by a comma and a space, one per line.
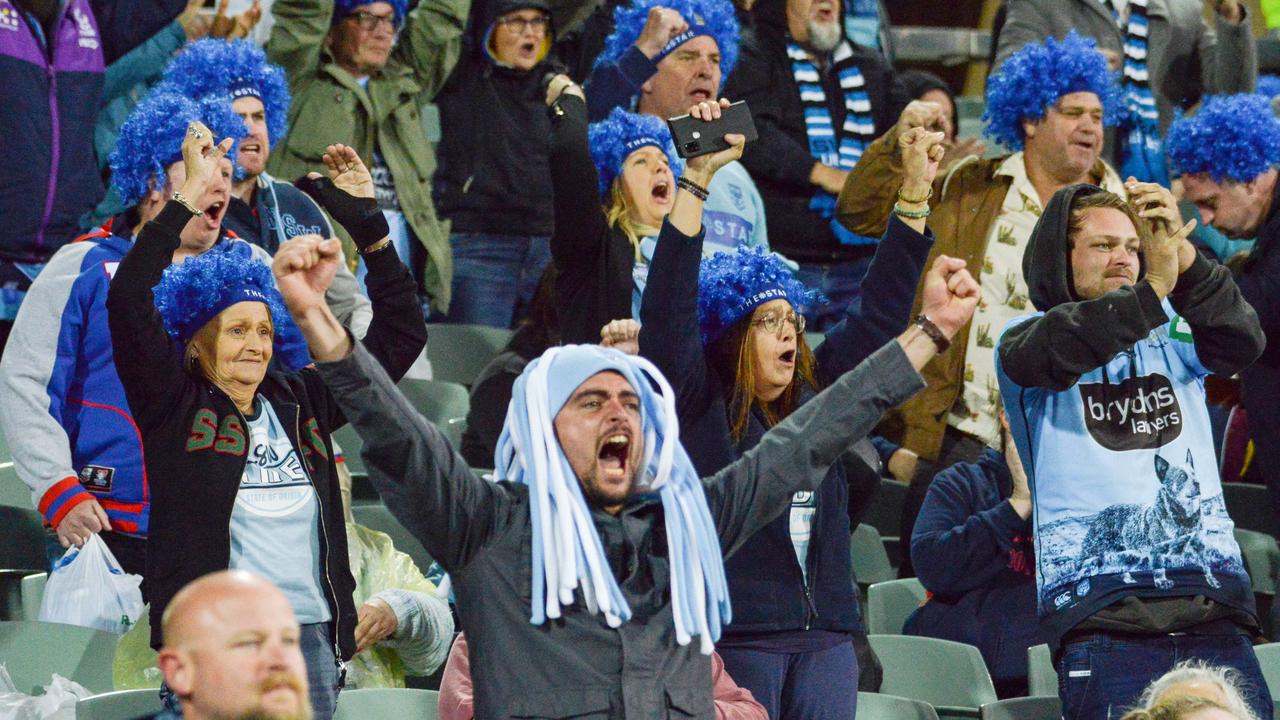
725, 0, 907, 330
152, 571, 313, 720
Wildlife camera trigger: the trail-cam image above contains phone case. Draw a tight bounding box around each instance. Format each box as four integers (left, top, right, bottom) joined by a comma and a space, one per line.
667, 101, 759, 159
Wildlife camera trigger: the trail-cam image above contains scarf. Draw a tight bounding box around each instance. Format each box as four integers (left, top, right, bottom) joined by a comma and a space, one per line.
1114, 0, 1168, 184
788, 40, 878, 245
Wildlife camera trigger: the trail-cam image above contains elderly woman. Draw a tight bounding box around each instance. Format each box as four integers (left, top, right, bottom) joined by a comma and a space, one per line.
106, 122, 427, 718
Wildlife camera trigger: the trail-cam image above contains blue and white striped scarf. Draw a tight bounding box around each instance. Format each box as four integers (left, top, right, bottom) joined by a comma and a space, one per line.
1114, 0, 1168, 183
788, 40, 878, 245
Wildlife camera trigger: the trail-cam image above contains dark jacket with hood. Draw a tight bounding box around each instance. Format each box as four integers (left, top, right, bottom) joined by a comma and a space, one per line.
906, 448, 1044, 692
435, 0, 558, 236
105, 202, 428, 658
722, 2, 907, 263
638, 213, 932, 638
1236, 180, 1280, 519
995, 184, 1264, 642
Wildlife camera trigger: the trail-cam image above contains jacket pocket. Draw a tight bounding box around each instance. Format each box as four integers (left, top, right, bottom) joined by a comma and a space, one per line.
665, 684, 713, 718
507, 688, 612, 719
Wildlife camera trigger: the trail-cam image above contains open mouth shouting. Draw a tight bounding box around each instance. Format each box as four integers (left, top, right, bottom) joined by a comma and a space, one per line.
202, 200, 226, 230
778, 348, 796, 367
651, 178, 672, 206
597, 431, 633, 480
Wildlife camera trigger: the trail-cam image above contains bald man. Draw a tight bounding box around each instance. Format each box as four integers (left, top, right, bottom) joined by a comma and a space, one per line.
155, 570, 313, 720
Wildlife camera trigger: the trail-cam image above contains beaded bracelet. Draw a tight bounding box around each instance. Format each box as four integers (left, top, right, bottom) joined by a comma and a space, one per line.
892, 202, 931, 219
677, 176, 709, 201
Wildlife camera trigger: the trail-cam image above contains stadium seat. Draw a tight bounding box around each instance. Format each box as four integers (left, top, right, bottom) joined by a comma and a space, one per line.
424, 323, 512, 387
1224, 483, 1277, 537
852, 524, 896, 586
0, 505, 47, 572
804, 331, 825, 351
862, 478, 907, 539
869, 634, 997, 717
331, 378, 471, 475
334, 688, 440, 720
20, 572, 45, 621
857, 691, 940, 720
76, 689, 164, 720
1254, 642, 1280, 698
979, 696, 1063, 720
1026, 644, 1058, 697
351, 504, 433, 577
0, 458, 33, 511
1235, 528, 1279, 594
0, 620, 117, 695
866, 578, 926, 634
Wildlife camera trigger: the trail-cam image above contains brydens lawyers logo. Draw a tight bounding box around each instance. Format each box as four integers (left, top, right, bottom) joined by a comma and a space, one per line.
1078, 373, 1182, 451
0, 3, 20, 33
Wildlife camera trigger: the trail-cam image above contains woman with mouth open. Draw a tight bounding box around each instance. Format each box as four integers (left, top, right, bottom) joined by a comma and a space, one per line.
546, 74, 685, 344
639, 99, 950, 719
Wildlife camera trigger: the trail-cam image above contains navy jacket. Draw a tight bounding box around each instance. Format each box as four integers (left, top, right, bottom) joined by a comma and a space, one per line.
906, 448, 1045, 688
1237, 181, 1280, 518
638, 213, 931, 635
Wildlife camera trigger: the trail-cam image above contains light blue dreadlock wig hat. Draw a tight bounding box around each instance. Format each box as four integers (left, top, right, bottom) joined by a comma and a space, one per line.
332, 0, 408, 25
595, 0, 739, 82
157, 39, 291, 156
153, 242, 310, 371
109, 89, 247, 207
697, 247, 820, 346
1166, 94, 1280, 183
494, 344, 730, 653
589, 107, 683, 197
983, 30, 1122, 150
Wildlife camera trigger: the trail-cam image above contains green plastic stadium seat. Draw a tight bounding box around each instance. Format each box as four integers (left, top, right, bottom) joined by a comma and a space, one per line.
852, 524, 896, 586
1026, 643, 1058, 697
866, 578, 926, 634
334, 688, 440, 720
858, 691, 940, 720
870, 634, 998, 717
76, 689, 164, 720
424, 323, 512, 387
979, 696, 1063, 720
0, 620, 117, 695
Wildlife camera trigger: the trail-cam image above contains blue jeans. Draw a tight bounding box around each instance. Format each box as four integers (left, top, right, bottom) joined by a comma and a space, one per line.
793, 255, 874, 334
1056, 629, 1273, 720
447, 232, 551, 329
717, 641, 859, 720
161, 622, 341, 719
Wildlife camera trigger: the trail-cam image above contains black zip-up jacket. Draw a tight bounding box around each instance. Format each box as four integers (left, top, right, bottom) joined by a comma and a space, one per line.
106, 202, 428, 658
638, 214, 931, 635
1236, 180, 1280, 518
317, 334, 924, 718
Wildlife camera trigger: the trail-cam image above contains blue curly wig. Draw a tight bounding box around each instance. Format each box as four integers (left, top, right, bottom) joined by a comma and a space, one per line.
596, 0, 739, 82
110, 90, 247, 206
697, 247, 821, 345
1166, 94, 1280, 183
589, 107, 683, 197
157, 39, 291, 154
332, 0, 408, 24
1257, 74, 1280, 100
153, 241, 308, 370
983, 31, 1121, 150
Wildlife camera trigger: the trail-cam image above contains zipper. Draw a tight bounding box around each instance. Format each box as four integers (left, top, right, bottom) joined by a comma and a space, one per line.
803, 584, 818, 631
294, 405, 345, 674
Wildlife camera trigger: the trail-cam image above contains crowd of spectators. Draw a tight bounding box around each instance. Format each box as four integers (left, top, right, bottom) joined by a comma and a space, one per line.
2, 0, 1280, 718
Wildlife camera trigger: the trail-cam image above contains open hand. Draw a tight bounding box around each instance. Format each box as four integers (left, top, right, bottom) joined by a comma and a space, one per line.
919, 255, 981, 339
320, 144, 374, 200
211, 0, 262, 39
1127, 177, 1198, 296
273, 234, 341, 316
683, 99, 746, 185
355, 598, 399, 652
178, 121, 234, 202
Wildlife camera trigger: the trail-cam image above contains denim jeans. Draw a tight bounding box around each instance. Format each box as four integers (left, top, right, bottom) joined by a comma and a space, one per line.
718, 640, 859, 719
1056, 628, 1273, 720
447, 232, 551, 329
793, 255, 875, 333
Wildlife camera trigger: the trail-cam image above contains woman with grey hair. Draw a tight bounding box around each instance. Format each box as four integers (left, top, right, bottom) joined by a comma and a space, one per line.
1138, 660, 1259, 720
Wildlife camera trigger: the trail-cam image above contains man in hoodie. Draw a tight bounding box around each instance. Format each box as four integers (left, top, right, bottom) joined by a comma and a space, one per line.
1165, 93, 1280, 527
434, 0, 557, 328
995, 182, 1268, 719
724, 0, 907, 330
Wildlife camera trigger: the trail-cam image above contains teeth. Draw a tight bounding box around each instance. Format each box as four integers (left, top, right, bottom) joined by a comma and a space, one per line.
605, 434, 628, 446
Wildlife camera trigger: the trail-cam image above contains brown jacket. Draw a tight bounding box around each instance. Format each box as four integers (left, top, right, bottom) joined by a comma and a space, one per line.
836, 126, 1114, 459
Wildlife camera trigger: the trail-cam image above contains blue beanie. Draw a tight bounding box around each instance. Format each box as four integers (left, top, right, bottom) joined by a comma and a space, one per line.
595, 0, 739, 81
153, 242, 310, 371
157, 39, 291, 156
110, 90, 247, 206
1166, 94, 1280, 183
332, 0, 408, 24
697, 247, 820, 345
983, 31, 1121, 150
588, 107, 683, 197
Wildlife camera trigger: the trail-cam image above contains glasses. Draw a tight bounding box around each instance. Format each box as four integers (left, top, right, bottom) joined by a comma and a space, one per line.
496, 14, 550, 34
348, 10, 400, 32
751, 311, 805, 339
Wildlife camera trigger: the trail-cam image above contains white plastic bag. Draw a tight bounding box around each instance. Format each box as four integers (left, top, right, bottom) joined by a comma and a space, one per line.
0, 665, 90, 720
38, 535, 143, 635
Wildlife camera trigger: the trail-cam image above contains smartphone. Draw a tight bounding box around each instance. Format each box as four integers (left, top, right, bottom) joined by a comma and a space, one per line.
667, 101, 758, 159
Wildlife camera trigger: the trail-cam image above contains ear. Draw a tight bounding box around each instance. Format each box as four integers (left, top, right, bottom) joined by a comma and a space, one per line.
157, 648, 194, 698
1185, 448, 1194, 468
1021, 119, 1037, 141
640, 78, 653, 96
145, 175, 166, 206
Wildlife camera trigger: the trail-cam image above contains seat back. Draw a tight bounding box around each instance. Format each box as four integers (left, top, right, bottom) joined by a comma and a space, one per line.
866, 578, 927, 634
20, 572, 46, 621
979, 696, 1063, 720
334, 688, 441, 720
351, 505, 433, 577
76, 689, 164, 720
424, 324, 513, 387
869, 634, 998, 711
1234, 528, 1279, 595
0, 458, 33, 511
0, 620, 117, 695
1223, 483, 1278, 537
397, 379, 470, 448
1254, 642, 1280, 697
852, 524, 896, 586
862, 478, 907, 539
1026, 643, 1058, 697
0, 505, 48, 572
857, 692, 940, 720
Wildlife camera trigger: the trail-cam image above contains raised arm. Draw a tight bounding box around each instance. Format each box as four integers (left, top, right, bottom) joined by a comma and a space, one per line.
1198, 0, 1257, 98
265, 0, 330, 86
582, 7, 686, 121
393, 0, 472, 99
